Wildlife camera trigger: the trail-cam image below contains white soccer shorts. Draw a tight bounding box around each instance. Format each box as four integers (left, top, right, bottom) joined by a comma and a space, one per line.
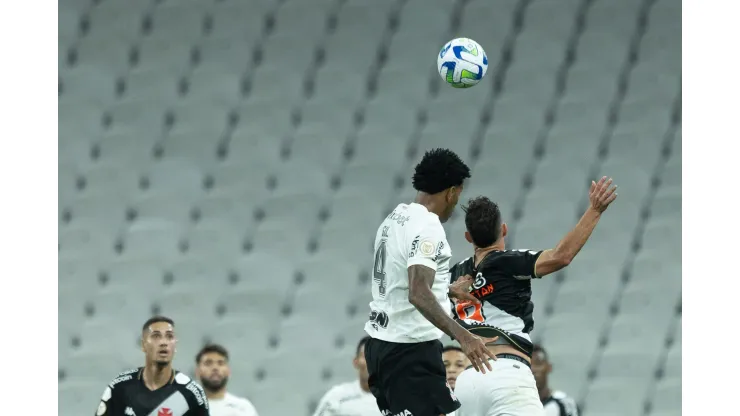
454, 356, 544, 416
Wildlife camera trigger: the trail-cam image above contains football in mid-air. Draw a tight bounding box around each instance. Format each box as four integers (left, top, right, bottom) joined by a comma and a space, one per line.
437, 38, 488, 88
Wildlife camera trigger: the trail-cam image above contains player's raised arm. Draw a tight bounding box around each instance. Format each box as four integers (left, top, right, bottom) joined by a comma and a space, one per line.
534, 177, 618, 278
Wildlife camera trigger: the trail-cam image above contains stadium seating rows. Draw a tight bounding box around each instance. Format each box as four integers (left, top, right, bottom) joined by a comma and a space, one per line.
59, 0, 681, 415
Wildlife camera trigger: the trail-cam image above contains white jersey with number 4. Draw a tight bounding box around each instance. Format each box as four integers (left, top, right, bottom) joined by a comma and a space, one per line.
365, 202, 453, 343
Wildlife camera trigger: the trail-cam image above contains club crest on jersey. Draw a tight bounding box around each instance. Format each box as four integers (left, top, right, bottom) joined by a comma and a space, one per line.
158, 408, 172, 416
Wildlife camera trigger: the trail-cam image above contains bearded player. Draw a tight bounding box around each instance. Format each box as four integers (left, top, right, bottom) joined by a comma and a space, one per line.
195, 344, 258, 416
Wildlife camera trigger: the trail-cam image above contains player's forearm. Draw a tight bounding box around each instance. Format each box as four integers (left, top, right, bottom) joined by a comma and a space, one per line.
553, 207, 602, 262
409, 284, 466, 339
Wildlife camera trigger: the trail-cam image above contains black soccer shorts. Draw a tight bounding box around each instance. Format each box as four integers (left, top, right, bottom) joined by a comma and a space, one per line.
364, 337, 461, 416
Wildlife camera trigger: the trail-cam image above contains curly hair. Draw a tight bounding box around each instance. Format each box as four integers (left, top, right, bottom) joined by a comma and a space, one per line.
412, 148, 471, 194
462, 196, 502, 247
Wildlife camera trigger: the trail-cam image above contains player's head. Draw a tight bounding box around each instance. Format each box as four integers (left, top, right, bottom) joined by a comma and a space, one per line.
195, 344, 231, 393
141, 316, 176, 367
531, 344, 552, 390
412, 148, 471, 223
353, 336, 371, 385
462, 196, 507, 248
442, 345, 469, 390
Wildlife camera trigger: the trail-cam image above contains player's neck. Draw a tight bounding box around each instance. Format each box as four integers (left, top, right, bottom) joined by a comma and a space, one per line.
205, 388, 227, 401
538, 386, 552, 402
413, 193, 445, 218
473, 243, 504, 266
359, 378, 370, 393
142, 362, 173, 390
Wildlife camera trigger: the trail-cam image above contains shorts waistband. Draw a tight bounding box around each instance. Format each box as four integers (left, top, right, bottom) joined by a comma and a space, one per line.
465, 353, 531, 370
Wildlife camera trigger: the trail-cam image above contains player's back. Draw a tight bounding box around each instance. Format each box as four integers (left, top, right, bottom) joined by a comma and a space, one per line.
365, 202, 452, 343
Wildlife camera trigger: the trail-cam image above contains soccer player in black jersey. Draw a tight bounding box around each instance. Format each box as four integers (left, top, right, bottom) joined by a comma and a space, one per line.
532, 344, 580, 416
450, 177, 617, 416
94, 316, 209, 416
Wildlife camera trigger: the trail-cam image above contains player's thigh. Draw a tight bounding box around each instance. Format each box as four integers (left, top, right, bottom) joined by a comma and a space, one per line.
385, 341, 460, 415
452, 369, 483, 416
488, 362, 543, 416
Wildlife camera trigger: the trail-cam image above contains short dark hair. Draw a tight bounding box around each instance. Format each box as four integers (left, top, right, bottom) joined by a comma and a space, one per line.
412, 148, 471, 194
442, 345, 463, 354
532, 344, 548, 360
356, 336, 371, 357
463, 196, 502, 248
142, 316, 174, 332
196, 344, 229, 364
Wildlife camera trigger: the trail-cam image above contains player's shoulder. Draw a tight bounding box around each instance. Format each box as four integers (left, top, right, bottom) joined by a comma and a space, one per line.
481, 249, 539, 266
450, 256, 474, 279
551, 389, 576, 403
224, 393, 258, 412
107, 367, 140, 389
324, 381, 361, 400
173, 372, 208, 407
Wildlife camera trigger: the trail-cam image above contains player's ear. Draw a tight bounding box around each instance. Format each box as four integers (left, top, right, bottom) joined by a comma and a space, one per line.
352, 356, 360, 370
464, 231, 473, 244
501, 223, 508, 238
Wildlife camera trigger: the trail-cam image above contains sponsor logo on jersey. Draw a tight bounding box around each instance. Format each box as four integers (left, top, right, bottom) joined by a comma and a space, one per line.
387, 212, 411, 226
109, 374, 132, 388
382, 225, 390, 238
368, 309, 390, 329
471, 283, 494, 298
433, 241, 445, 261
117, 368, 139, 377
186, 382, 207, 408
124, 407, 136, 416
381, 410, 413, 416
472, 272, 486, 289
409, 236, 419, 257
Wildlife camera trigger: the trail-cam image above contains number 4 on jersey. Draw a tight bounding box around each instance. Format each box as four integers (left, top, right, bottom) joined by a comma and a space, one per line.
373, 241, 387, 297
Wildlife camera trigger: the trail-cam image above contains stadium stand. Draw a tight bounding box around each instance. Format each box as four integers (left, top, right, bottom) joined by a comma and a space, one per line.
58, 0, 681, 415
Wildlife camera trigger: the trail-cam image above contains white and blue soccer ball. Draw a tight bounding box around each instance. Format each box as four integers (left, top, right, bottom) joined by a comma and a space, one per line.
437, 38, 488, 88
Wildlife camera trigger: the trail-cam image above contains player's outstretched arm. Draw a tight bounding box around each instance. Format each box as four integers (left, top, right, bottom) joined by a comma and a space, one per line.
408, 265, 497, 373
535, 177, 618, 277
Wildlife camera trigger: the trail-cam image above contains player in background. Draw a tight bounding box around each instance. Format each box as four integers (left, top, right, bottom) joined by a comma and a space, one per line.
94, 316, 210, 416
451, 177, 618, 416
442, 345, 470, 391
312, 336, 378, 416
532, 344, 580, 416
195, 344, 258, 416
364, 148, 498, 416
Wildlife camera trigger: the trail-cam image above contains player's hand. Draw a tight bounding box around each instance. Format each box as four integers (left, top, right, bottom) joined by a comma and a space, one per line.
449, 275, 480, 304
457, 330, 499, 374
589, 176, 618, 213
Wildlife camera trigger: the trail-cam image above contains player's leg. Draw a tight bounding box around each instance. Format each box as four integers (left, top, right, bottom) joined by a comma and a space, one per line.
450, 368, 483, 416
485, 358, 544, 416
364, 338, 393, 414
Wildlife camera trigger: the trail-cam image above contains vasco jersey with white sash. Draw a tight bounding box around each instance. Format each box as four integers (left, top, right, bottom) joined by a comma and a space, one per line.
450, 249, 543, 357
365, 203, 453, 343
95, 368, 209, 416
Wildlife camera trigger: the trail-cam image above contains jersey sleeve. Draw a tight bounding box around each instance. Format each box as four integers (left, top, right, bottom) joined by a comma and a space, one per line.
406, 218, 446, 270
94, 383, 122, 416
501, 249, 544, 279
185, 381, 210, 415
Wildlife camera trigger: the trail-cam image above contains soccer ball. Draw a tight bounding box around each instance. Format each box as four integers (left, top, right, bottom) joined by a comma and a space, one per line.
437, 38, 488, 88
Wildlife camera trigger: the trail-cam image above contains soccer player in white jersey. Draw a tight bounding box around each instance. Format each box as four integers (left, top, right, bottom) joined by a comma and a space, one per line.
532, 344, 580, 416
195, 344, 259, 416
450, 177, 617, 416
313, 336, 379, 416
364, 148, 498, 416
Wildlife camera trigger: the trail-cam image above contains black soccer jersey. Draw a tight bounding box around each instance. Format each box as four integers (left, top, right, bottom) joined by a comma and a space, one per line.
543, 390, 580, 416
450, 249, 543, 357
95, 368, 209, 416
